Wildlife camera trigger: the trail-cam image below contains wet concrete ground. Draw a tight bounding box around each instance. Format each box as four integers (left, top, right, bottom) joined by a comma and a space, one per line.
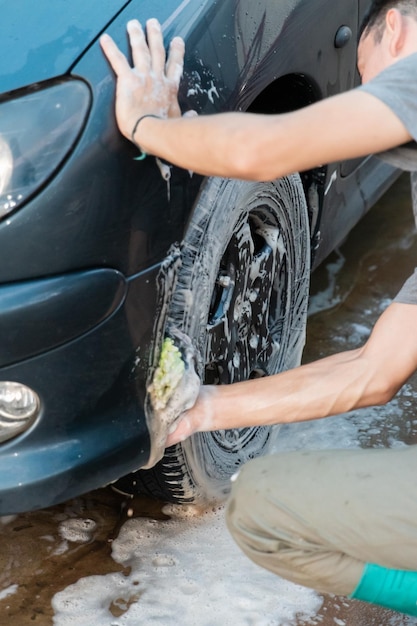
2, 174, 417, 625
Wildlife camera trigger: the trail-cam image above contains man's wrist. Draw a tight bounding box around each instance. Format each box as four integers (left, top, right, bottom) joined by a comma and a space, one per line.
131, 113, 162, 157
198, 385, 225, 432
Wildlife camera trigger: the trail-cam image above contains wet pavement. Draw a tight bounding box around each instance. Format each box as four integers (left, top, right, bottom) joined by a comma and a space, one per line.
2, 174, 417, 625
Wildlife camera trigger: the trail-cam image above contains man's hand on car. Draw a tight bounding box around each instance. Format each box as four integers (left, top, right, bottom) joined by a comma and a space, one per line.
100, 18, 185, 142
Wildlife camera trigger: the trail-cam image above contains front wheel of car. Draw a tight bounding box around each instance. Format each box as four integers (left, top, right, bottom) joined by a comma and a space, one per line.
117, 174, 311, 503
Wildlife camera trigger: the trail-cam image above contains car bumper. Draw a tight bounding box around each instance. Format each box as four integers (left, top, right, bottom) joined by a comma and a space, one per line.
0, 265, 159, 514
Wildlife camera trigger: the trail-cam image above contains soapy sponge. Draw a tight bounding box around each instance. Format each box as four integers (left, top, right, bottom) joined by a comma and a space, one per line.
151, 337, 186, 409
144, 330, 201, 469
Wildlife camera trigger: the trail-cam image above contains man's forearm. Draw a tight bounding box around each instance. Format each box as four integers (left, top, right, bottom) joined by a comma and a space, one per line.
166, 303, 417, 446
207, 348, 386, 431
201, 302, 417, 432
134, 91, 411, 182
135, 112, 278, 180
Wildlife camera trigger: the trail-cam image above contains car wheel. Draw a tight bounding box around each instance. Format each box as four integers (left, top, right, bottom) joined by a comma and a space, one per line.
116, 174, 310, 503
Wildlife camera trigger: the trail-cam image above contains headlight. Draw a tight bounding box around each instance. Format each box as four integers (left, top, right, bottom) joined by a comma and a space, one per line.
0, 381, 40, 443
0, 80, 90, 219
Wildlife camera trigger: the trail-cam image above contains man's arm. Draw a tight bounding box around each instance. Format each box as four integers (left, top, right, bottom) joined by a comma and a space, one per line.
100, 19, 412, 181
135, 93, 411, 181
166, 302, 417, 445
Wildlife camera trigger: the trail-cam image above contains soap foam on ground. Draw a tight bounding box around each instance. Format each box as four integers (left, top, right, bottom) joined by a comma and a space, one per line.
52, 506, 321, 625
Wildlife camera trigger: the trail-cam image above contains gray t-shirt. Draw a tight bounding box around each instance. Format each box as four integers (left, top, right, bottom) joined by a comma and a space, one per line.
358, 52, 417, 304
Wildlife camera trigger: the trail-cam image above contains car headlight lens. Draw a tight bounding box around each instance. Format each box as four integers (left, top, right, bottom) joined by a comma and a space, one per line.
0, 80, 90, 219
0, 382, 40, 443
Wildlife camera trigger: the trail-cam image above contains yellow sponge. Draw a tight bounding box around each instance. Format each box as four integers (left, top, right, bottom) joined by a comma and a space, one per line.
151, 337, 185, 409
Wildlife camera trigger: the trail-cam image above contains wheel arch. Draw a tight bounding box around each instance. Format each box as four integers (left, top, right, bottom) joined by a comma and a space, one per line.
247, 72, 320, 115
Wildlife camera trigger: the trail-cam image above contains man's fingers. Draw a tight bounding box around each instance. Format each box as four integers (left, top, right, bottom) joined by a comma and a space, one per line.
127, 19, 151, 73
101, 20, 184, 86
166, 37, 185, 86
100, 33, 132, 77
146, 19, 167, 75
165, 415, 192, 447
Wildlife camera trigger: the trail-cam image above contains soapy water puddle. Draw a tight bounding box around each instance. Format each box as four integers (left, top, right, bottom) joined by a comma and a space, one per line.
2, 175, 417, 625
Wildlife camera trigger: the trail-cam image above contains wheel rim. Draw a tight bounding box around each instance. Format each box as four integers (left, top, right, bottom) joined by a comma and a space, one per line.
199, 200, 293, 460
205, 206, 288, 386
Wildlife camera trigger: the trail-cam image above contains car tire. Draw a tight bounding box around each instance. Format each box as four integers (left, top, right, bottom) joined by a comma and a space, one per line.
116, 174, 310, 503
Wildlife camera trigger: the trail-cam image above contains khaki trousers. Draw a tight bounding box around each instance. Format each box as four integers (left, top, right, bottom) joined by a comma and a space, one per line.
226, 445, 417, 595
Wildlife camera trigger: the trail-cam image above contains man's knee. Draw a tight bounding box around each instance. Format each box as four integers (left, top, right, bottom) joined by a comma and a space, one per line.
225, 453, 364, 595
225, 456, 285, 558
226, 456, 267, 523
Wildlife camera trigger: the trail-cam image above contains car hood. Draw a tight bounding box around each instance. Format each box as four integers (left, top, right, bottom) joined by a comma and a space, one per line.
0, 0, 131, 94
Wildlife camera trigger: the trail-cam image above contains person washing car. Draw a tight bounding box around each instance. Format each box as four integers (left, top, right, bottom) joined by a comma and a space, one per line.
101, 1, 417, 616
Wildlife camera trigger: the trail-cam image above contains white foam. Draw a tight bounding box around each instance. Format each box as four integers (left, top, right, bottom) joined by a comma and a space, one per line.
0, 514, 16, 526
0, 584, 18, 601
308, 250, 345, 316
52, 507, 321, 625
58, 518, 97, 544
